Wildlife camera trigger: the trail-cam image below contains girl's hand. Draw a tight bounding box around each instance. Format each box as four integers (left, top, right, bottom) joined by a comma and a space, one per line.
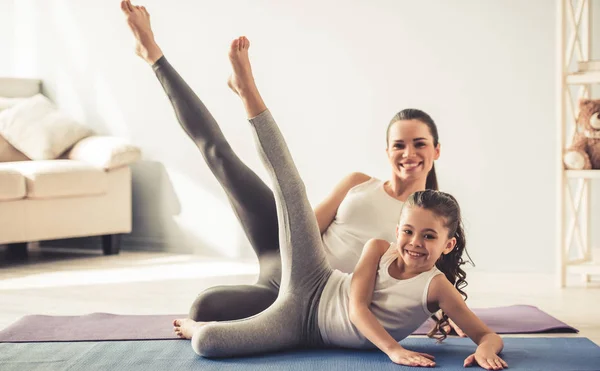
387, 347, 436, 367
463, 349, 508, 370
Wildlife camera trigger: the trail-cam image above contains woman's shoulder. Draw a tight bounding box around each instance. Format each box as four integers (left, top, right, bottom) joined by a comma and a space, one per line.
331, 172, 374, 197
344, 172, 373, 186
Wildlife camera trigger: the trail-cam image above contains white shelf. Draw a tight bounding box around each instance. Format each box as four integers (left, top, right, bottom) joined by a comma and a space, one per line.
566, 170, 600, 179
566, 70, 600, 85
567, 262, 600, 275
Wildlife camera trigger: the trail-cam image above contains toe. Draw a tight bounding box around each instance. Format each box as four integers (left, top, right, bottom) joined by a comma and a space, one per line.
231, 38, 239, 51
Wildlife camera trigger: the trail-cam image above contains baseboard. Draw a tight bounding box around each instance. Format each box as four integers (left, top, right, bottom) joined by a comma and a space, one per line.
38, 234, 207, 255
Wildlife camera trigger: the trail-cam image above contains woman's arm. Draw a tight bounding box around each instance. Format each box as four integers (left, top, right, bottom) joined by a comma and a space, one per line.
349, 239, 436, 367
314, 172, 371, 234
429, 275, 508, 370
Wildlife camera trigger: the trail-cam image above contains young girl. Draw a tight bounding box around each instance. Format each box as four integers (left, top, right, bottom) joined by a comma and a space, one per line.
120, 0, 464, 336
163, 36, 508, 370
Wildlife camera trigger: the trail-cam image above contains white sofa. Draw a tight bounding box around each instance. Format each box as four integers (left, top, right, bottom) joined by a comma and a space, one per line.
0, 77, 141, 257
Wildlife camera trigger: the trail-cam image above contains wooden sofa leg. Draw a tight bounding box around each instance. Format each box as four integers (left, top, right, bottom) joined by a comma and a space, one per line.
7, 242, 28, 259
102, 234, 121, 255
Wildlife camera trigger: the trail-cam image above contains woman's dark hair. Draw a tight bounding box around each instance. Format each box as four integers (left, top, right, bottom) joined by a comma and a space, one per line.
386, 109, 439, 190
402, 190, 472, 342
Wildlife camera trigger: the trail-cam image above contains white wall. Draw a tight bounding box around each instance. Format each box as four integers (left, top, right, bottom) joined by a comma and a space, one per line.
1, 0, 590, 273
0, 1, 14, 75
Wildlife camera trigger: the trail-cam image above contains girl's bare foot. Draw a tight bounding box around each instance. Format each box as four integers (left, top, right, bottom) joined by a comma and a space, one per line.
173, 318, 204, 339
227, 36, 267, 118
227, 37, 257, 97
120, 0, 163, 65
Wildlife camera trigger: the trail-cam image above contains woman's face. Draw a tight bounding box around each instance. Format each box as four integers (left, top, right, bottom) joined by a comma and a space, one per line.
386, 120, 440, 181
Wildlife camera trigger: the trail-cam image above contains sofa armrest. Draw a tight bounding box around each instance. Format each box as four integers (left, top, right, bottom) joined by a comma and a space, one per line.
66, 135, 141, 170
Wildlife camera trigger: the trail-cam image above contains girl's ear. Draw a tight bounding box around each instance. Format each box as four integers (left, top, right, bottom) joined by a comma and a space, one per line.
443, 237, 456, 255
395, 225, 399, 240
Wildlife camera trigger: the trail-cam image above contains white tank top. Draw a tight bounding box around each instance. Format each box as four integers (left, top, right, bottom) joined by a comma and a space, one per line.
322, 177, 404, 273
317, 244, 443, 349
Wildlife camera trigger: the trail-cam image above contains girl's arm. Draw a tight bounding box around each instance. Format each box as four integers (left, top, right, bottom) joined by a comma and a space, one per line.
349, 239, 436, 367
314, 172, 370, 234
429, 275, 508, 370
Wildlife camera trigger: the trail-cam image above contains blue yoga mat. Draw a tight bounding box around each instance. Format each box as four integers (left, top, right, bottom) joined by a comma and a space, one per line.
0, 337, 598, 371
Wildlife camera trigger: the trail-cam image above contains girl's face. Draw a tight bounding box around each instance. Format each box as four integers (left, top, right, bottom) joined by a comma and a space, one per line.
386, 120, 440, 181
396, 206, 456, 271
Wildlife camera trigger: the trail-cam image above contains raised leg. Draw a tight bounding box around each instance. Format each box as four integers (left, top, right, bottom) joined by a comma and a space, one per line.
175, 37, 334, 358
121, 1, 281, 272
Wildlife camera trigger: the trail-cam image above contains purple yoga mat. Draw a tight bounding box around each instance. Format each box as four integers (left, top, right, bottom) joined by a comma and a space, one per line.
413, 304, 578, 335
0, 305, 577, 343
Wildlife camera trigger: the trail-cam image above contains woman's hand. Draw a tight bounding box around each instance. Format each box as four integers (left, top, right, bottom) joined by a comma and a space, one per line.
387, 346, 436, 367
463, 348, 508, 370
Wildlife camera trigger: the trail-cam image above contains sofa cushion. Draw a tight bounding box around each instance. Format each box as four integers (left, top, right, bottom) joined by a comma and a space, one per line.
0, 135, 29, 162
66, 136, 142, 170
0, 94, 93, 160
0, 97, 26, 112
3, 160, 107, 199
0, 165, 26, 201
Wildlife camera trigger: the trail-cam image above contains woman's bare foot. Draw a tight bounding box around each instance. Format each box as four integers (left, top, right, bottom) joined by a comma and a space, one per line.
120, 0, 163, 65
227, 36, 267, 118
173, 318, 204, 339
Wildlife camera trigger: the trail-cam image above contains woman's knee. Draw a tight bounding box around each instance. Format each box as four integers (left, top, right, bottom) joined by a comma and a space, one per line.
189, 285, 278, 322
188, 287, 228, 321
204, 141, 235, 171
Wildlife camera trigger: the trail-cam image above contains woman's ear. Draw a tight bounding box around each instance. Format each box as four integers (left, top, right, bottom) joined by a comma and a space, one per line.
434, 143, 441, 160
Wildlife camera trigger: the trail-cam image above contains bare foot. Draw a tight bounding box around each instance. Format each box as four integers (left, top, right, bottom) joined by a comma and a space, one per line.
120, 0, 163, 65
227, 36, 267, 118
227, 36, 258, 97
173, 318, 204, 339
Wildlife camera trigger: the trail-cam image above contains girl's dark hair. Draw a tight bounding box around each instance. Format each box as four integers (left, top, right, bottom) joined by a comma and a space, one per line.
386, 109, 439, 190
402, 190, 472, 342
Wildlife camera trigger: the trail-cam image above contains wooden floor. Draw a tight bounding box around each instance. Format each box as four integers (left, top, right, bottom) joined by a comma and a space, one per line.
1, 246, 599, 346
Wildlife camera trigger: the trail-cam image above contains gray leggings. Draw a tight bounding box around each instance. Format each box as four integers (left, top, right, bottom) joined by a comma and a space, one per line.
153, 56, 282, 321
192, 110, 333, 357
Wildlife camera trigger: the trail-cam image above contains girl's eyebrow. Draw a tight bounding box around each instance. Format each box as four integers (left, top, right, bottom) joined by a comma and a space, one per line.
402, 225, 438, 234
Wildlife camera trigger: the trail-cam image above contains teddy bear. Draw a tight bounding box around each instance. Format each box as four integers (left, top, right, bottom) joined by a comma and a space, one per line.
563, 99, 600, 170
